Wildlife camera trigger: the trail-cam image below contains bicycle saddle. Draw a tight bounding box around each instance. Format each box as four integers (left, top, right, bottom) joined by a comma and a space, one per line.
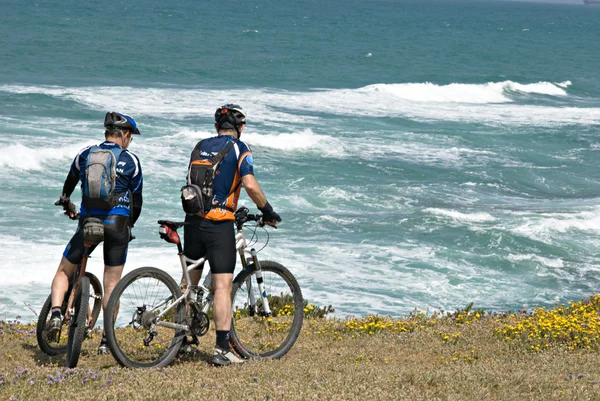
157, 220, 187, 229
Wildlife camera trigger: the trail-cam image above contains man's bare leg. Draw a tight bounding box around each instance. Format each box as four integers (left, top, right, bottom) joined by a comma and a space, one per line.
51, 257, 78, 309
97, 264, 124, 354
212, 273, 233, 331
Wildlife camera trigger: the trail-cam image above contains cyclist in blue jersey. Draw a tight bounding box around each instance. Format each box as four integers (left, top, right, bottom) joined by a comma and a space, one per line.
50, 112, 143, 355
183, 104, 281, 366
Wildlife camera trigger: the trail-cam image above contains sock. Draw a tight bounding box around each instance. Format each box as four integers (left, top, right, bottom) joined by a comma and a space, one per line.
216, 330, 230, 351
51, 307, 62, 319
100, 333, 107, 345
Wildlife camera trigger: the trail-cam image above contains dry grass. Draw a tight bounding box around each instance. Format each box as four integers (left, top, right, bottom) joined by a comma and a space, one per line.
3, 298, 600, 401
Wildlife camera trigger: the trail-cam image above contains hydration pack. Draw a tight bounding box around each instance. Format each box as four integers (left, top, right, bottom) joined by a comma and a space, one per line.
181, 140, 236, 215
82, 146, 125, 210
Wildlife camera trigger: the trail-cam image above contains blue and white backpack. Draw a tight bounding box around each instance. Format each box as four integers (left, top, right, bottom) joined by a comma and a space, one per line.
82, 146, 125, 209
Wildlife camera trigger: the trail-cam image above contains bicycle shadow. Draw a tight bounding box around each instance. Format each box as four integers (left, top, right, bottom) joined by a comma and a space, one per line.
171, 348, 213, 366
24, 342, 214, 369
22, 343, 66, 367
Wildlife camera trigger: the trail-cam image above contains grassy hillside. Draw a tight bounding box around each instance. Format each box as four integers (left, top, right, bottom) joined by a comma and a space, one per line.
2, 296, 600, 400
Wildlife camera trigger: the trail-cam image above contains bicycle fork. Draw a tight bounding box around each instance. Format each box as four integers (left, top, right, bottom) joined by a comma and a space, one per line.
245, 249, 272, 317
65, 251, 91, 322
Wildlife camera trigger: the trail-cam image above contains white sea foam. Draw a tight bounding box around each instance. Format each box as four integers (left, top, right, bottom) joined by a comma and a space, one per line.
362, 82, 499, 103
511, 209, 600, 243
319, 80, 570, 104
318, 187, 354, 200
0, 142, 95, 171
503, 80, 570, 96
153, 127, 346, 157
318, 215, 359, 225
0, 216, 595, 321
506, 253, 564, 268
265, 238, 563, 317
242, 129, 346, 155
2, 81, 600, 320
362, 142, 501, 166
424, 208, 496, 223
1, 81, 596, 128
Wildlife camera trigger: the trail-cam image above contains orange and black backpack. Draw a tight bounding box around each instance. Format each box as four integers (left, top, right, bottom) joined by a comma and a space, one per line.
181, 139, 236, 215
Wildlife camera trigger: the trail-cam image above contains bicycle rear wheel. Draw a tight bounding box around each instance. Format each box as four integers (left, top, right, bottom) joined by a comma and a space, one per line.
104, 267, 186, 369
65, 275, 90, 368
36, 272, 102, 356
230, 260, 304, 359
36, 294, 69, 356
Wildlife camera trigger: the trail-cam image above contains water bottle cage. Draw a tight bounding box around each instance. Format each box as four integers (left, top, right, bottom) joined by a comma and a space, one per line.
159, 225, 180, 244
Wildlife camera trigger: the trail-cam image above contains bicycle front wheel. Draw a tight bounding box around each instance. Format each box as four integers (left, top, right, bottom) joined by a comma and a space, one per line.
65, 276, 90, 368
36, 272, 101, 357
104, 267, 186, 369
230, 260, 304, 359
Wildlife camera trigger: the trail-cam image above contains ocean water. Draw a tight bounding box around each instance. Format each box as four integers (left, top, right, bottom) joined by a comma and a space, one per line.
1, 0, 599, 321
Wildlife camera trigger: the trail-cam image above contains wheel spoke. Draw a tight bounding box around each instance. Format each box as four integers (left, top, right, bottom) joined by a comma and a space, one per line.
231, 262, 303, 359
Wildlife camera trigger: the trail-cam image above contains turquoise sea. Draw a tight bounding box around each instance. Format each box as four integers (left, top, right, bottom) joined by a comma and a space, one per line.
1, 0, 599, 320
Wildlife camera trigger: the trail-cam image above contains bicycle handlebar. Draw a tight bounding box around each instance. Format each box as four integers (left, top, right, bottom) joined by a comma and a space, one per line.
234, 206, 263, 228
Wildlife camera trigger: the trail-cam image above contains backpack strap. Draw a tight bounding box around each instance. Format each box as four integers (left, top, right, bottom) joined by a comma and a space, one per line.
210, 140, 241, 213
107, 147, 127, 207
112, 147, 123, 165
210, 140, 236, 165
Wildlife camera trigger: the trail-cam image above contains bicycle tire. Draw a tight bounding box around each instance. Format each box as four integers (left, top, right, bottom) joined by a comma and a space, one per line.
104, 267, 186, 369
36, 272, 102, 356
230, 260, 304, 359
65, 275, 90, 368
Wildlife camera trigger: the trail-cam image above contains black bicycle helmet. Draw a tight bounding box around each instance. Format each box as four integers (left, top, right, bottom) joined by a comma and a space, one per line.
104, 112, 141, 135
214, 104, 247, 134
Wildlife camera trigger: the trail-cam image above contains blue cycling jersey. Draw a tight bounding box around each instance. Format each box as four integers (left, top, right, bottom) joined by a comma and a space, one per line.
69, 141, 143, 217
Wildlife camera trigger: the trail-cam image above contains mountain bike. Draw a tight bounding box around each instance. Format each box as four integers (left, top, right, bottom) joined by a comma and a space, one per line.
36, 215, 104, 368
103, 207, 304, 369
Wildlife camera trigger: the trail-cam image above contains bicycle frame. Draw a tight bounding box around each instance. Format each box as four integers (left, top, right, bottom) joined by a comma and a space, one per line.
64, 246, 92, 322
152, 222, 273, 333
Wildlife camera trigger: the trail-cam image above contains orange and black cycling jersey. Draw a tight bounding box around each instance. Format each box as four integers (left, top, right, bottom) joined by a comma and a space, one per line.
188, 135, 254, 221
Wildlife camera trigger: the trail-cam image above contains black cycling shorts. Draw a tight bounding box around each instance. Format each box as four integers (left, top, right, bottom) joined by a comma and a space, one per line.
63, 215, 131, 267
183, 215, 236, 275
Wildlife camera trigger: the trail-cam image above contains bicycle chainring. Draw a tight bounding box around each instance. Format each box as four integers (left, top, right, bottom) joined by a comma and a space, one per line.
191, 311, 210, 337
